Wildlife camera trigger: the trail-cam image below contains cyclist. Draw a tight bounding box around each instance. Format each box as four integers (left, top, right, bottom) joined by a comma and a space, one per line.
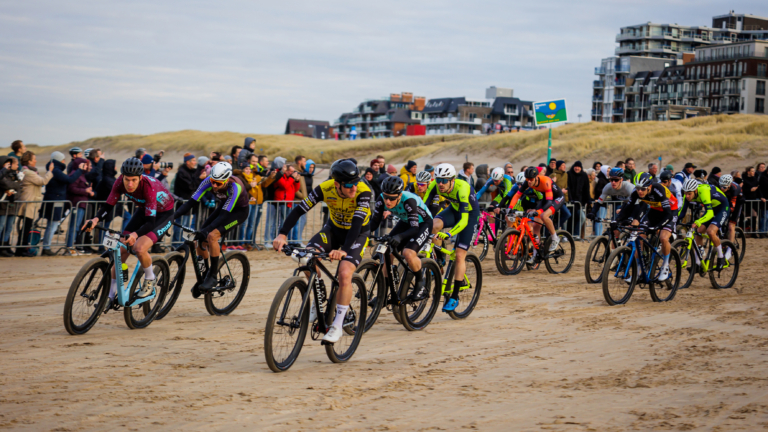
423, 163, 480, 312
476, 167, 514, 215
173, 162, 250, 294
719, 174, 743, 259
411, 170, 442, 215
82, 157, 175, 310
272, 159, 372, 344
679, 178, 730, 269
618, 173, 678, 281
587, 167, 635, 239
659, 170, 682, 209
507, 167, 566, 254
370, 176, 433, 301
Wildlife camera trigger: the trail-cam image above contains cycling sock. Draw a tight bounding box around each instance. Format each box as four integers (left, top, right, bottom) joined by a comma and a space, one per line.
661, 253, 670, 267
332, 304, 349, 328
109, 279, 117, 300
209, 256, 219, 277
414, 268, 423, 286
716, 244, 723, 258
451, 279, 462, 300
143, 266, 155, 281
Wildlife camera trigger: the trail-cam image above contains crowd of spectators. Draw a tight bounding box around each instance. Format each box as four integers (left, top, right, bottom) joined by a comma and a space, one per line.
2, 137, 768, 257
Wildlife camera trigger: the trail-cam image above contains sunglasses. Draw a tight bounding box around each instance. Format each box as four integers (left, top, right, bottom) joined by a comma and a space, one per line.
341, 182, 358, 189
211, 179, 226, 186
382, 194, 400, 202
636, 186, 649, 192
417, 182, 428, 187
436, 178, 452, 184
610, 178, 622, 183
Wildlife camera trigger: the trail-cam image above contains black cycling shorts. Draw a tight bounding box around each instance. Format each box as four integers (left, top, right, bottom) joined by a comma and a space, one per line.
307, 223, 370, 267
436, 206, 480, 251
728, 204, 741, 224
542, 196, 566, 215
389, 218, 433, 253
646, 210, 677, 233
700, 204, 729, 228
201, 205, 249, 236
123, 209, 174, 244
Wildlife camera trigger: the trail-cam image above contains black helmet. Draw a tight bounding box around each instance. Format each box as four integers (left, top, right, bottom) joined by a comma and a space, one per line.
659, 170, 673, 182
121, 157, 144, 177
381, 176, 404, 195
331, 159, 360, 184
524, 166, 539, 180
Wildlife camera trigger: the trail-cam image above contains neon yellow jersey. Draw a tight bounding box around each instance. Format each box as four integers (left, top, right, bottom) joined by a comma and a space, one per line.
424, 178, 477, 213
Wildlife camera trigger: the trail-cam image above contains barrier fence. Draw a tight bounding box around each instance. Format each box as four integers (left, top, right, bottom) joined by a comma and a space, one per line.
1, 198, 767, 256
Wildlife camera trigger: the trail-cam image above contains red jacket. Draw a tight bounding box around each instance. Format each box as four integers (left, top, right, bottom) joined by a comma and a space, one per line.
274, 174, 300, 206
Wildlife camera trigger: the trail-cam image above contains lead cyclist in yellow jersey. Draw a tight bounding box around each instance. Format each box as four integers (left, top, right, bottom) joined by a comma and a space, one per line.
273, 159, 372, 343
423, 163, 480, 312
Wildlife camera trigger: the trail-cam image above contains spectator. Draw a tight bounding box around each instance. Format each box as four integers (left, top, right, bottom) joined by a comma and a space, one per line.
693, 169, 707, 181
263, 157, 285, 245
141, 153, 156, 177
85, 148, 104, 187
256, 155, 269, 175
369, 159, 381, 182
459, 162, 475, 191
550, 160, 568, 201
664, 164, 674, 173
707, 166, 722, 186
674, 162, 696, 185
400, 160, 418, 190
592, 165, 611, 237
66, 147, 84, 173
616, 160, 625, 171
303, 158, 316, 190
135, 148, 147, 159
40, 152, 85, 256
731, 170, 742, 185
592, 161, 602, 174
623, 158, 636, 181
757, 162, 768, 235
424, 164, 434, 177
292, 160, 309, 245
230, 145, 242, 162
364, 167, 381, 197
14, 151, 54, 256
376, 155, 386, 175
0, 156, 23, 256
236, 161, 259, 250
743, 166, 761, 236
647, 163, 659, 183
274, 163, 301, 245
8, 140, 26, 162
94, 159, 118, 251
66, 158, 94, 254
503, 162, 514, 178
171, 154, 200, 246
546, 158, 556, 176
567, 161, 591, 239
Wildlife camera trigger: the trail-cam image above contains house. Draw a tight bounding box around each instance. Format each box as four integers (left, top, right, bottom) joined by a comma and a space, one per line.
285, 119, 332, 139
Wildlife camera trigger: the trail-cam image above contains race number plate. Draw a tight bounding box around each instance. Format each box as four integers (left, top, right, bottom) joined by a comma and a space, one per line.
103, 234, 119, 249
183, 231, 196, 241
375, 244, 388, 254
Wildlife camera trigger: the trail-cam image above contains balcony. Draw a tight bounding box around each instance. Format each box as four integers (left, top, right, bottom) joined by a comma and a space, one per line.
591, 109, 603, 116
616, 33, 640, 41
724, 88, 739, 95
592, 96, 603, 102
614, 93, 625, 101
625, 85, 641, 94
626, 102, 644, 109
710, 89, 720, 95
711, 71, 721, 79
616, 65, 631, 73
595, 67, 606, 75
685, 91, 697, 97
615, 46, 637, 55
593, 80, 604, 89
613, 107, 625, 115
698, 90, 707, 96
725, 70, 735, 77
614, 79, 626, 87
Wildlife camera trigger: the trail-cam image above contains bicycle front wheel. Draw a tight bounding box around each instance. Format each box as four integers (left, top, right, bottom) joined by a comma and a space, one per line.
584, 236, 610, 284
709, 240, 739, 289
649, 249, 681, 302
494, 229, 525, 275
155, 251, 186, 320
470, 229, 490, 262
204, 251, 250, 316
447, 252, 482, 320
355, 259, 385, 332
124, 256, 169, 329
398, 259, 442, 331
601, 246, 636, 306
325, 274, 367, 363
671, 239, 696, 289
733, 227, 746, 264
264, 276, 309, 372
544, 230, 575, 274
63, 257, 110, 335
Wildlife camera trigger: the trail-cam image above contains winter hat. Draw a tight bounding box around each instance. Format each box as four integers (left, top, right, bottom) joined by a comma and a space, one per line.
184, 154, 196, 162
405, 160, 417, 170
141, 154, 154, 164
365, 167, 376, 175
197, 156, 209, 165
51, 151, 65, 162
711, 166, 722, 175
556, 160, 565, 170
386, 164, 397, 174
424, 164, 434, 172
572, 161, 583, 169
272, 156, 287, 170
665, 164, 674, 171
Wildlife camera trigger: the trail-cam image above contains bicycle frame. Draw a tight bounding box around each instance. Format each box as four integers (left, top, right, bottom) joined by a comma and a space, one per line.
98, 228, 156, 308
679, 229, 713, 272
503, 216, 540, 256
421, 239, 471, 296
172, 223, 237, 291
612, 228, 661, 283
281, 250, 340, 336
371, 241, 417, 307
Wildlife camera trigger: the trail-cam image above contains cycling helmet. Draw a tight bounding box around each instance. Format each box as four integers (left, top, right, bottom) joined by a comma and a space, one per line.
434, 163, 456, 179
84, 148, 94, 158
609, 167, 624, 178
381, 176, 404, 195
515, 172, 526, 184
635, 172, 653, 188
682, 178, 700, 192
659, 170, 673, 182
633, 171, 646, 185
524, 166, 539, 180
331, 159, 360, 184
719, 174, 733, 189
416, 171, 432, 183
121, 157, 144, 177
211, 162, 233, 182
490, 167, 504, 181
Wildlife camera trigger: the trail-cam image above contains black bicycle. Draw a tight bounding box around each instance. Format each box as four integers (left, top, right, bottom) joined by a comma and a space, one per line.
158, 222, 250, 318
356, 236, 442, 332
584, 218, 627, 284
264, 246, 367, 373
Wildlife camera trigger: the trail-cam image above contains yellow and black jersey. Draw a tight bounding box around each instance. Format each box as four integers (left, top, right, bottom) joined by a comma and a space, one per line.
300, 179, 372, 229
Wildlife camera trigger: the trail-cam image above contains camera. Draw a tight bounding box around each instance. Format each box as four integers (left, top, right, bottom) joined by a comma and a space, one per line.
158, 162, 173, 169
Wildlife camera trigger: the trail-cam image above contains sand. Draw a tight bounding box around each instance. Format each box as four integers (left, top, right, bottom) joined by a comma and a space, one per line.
1, 242, 767, 431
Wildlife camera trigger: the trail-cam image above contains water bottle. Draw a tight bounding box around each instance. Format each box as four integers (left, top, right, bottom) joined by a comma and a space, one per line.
121, 263, 129, 283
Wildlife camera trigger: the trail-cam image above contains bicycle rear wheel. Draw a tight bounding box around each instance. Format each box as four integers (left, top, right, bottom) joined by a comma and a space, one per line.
544, 230, 575, 274
671, 239, 696, 289
732, 227, 746, 264
649, 249, 681, 302
447, 252, 482, 320
709, 240, 739, 289
63, 257, 110, 335
398, 259, 442, 331
584, 236, 610, 284
470, 228, 490, 262
494, 229, 525, 275
155, 251, 185, 320
124, 256, 169, 329
355, 259, 385, 332
204, 251, 250, 315
264, 276, 309, 372
601, 246, 636, 306
325, 274, 367, 363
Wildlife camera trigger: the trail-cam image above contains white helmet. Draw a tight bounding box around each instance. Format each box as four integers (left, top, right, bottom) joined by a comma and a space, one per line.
434, 163, 456, 179
416, 171, 432, 183
719, 174, 733, 189
515, 172, 526, 184
491, 167, 504, 181
682, 178, 699, 192
211, 162, 233, 182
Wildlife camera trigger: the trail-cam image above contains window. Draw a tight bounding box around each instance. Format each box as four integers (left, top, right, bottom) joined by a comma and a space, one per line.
468, 113, 477, 121
759, 64, 767, 77
483, 114, 491, 120
756, 98, 765, 113
742, 97, 745, 110
758, 81, 766, 96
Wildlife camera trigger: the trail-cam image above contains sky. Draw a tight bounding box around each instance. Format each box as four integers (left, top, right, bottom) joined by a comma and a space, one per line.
0, 1, 763, 146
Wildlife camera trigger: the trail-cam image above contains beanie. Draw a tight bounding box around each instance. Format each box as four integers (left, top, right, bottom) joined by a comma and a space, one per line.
51, 151, 65, 162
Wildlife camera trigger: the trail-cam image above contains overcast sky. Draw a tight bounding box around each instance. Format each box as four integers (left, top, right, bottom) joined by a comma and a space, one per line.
0, 1, 763, 145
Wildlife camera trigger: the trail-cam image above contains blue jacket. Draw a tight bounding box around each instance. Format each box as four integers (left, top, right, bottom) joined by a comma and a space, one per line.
43, 159, 84, 202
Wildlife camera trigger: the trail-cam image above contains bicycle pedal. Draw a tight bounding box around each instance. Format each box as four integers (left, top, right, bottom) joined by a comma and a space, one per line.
320, 339, 334, 346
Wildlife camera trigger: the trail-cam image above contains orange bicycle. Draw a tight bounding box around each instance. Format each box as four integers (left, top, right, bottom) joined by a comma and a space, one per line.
494, 210, 575, 275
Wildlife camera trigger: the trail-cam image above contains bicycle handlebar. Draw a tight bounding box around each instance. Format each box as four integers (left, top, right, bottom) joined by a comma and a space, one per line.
86, 221, 121, 236
172, 221, 197, 234
281, 245, 329, 260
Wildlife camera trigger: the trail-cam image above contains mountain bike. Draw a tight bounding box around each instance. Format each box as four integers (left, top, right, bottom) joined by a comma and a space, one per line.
494, 211, 575, 276
63, 223, 169, 335
584, 218, 627, 284
264, 246, 367, 372
601, 224, 681, 306
157, 222, 250, 318
420, 236, 482, 320
672, 223, 739, 290
469, 209, 506, 261
721, 225, 746, 264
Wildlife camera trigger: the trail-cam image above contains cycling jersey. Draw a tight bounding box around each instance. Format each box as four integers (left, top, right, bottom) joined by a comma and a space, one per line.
508, 175, 563, 214
590, 180, 635, 217
409, 182, 443, 214
370, 191, 432, 230
678, 183, 729, 227
193, 176, 249, 211
723, 183, 744, 223
423, 178, 478, 238
499, 182, 542, 211
96, 174, 175, 239
636, 183, 678, 212
476, 175, 514, 206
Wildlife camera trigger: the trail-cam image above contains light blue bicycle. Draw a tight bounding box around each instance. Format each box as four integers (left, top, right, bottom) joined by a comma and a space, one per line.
63, 223, 169, 335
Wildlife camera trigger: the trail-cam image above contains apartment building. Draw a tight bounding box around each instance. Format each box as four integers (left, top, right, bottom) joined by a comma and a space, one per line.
592, 56, 672, 123
421, 87, 534, 135
284, 119, 332, 139
332, 92, 425, 140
